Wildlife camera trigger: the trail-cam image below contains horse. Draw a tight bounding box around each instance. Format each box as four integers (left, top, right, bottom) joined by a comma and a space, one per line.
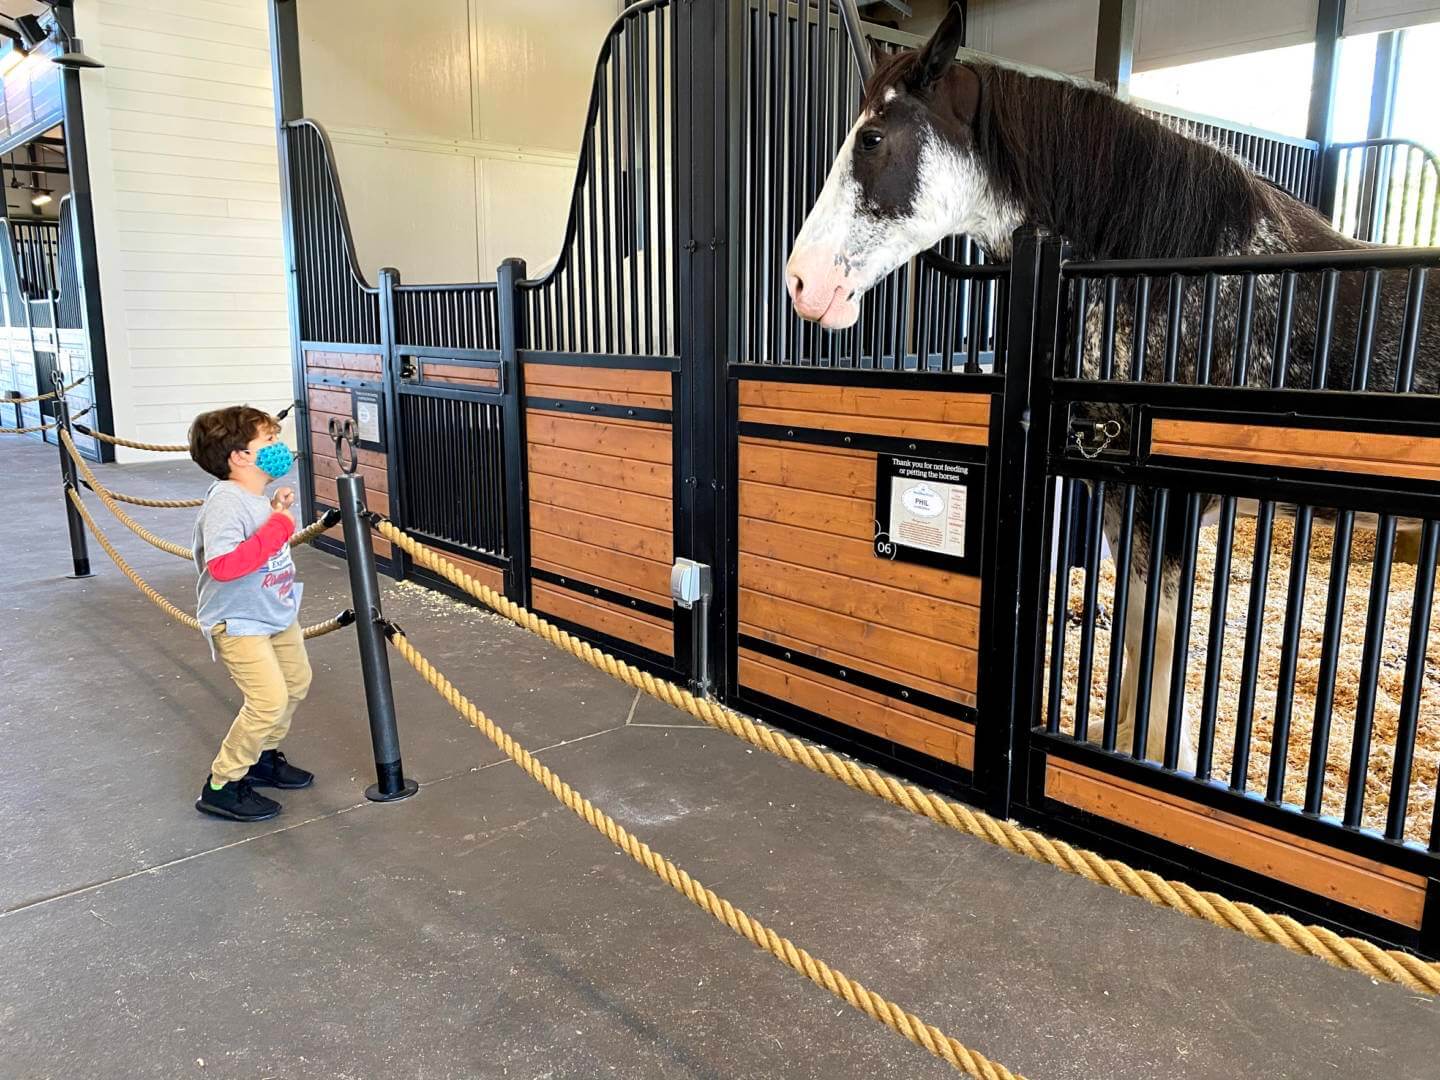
785, 4, 1439, 772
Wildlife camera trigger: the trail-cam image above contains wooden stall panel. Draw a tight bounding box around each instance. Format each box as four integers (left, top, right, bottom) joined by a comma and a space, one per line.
738, 381, 990, 445
1046, 758, 1427, 928
532, 582, 672, 656
305, 349, 383, 378
525, 369, 674, 659
735, 378, 994, 767
740, 650, 975, 769
421, 361, 501, 390
304, 350, 391, 559
1150, 417, 1440, 483
738, 436, 981, 708
524, 361, 673, 410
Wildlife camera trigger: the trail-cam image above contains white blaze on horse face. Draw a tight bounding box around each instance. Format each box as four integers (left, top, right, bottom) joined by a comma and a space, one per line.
786, 115, 870, 329
787, 108, 1019, 330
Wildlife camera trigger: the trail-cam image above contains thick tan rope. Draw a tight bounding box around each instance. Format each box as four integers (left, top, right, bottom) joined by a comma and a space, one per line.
96, 489, 203, 509
67, 488, 349, 640
289, 513, 339, 548
64, 431, 338, 555
388, 630, 1023, 1080
63, 430, 193, 559
376, 518, 1440, 996
3, 375, 87, 404
1, 405, 93, 435
73, 423, 186, 453
1, 420, 59, 434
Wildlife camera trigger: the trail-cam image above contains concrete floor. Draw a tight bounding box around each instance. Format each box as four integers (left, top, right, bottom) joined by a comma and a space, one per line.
0, 435, 1434, 1080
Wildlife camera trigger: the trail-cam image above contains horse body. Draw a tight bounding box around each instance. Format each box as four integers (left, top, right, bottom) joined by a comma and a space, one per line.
786, 4, 1438, 772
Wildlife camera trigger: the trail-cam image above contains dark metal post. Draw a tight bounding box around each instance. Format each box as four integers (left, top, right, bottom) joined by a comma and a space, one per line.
268, 0, 315, 528
497, 257, 530, 606
1309, 0, 1345, 211
1094, 0, 1136, 99
1367, 30, 1403, 140
837, 0, 874, 83
336, 471, 417, 802
52, 373, 91, 578
675, 0, 730, 695
377, 266, 407, 581
53, 3, 115, 464
973, 228, 1066, 817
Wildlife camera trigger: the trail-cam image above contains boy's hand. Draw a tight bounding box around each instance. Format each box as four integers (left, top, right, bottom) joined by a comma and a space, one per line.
270, 488, 296, 516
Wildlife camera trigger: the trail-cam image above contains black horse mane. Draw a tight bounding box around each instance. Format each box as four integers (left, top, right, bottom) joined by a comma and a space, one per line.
866, 52, 1270, 260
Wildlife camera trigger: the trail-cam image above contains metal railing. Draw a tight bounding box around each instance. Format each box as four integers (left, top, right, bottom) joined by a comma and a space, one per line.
284, 120, 381, 346
519, 0, 678, 359
1329, 138, 1440, 246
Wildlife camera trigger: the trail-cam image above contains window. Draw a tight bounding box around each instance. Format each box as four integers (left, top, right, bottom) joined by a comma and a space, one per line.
1131, 35, 1377, 142
1389, 22, 1440, 150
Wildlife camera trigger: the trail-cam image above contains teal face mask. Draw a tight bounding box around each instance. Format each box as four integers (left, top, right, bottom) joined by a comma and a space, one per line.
253, 442, 294, 479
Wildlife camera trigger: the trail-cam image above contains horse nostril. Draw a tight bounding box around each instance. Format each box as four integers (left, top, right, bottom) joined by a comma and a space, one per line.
787, 273, 803, 300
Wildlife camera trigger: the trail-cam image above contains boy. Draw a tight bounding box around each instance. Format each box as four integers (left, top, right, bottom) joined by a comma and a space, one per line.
189, 405, 315, 822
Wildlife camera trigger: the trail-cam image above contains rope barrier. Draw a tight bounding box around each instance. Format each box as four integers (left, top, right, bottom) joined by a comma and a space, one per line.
67, 487, 351, 640
63, 430, 193, 558
78, 481, 202, 509
72, 423, 187, 453
1, 405, 93, 435
1, 420, 60, 434
374, 517, 1440, 996
3, 375, 88, 404
63, 432, 341, 558
290, 510, 342, 548
387, 629, 1024, 1080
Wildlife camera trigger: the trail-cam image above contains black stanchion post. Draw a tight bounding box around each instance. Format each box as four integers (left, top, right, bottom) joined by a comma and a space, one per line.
53, 374, 92, 579
336, 466, 417, 802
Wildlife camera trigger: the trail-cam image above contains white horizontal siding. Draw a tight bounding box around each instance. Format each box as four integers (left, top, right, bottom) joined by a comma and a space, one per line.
77, 0, 292, 458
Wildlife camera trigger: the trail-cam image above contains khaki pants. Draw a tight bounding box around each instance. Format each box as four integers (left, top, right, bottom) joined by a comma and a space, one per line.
210, 621, 313, 783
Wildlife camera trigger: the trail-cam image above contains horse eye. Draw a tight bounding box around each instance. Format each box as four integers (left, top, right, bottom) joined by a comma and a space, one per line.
860, 130, 883, 151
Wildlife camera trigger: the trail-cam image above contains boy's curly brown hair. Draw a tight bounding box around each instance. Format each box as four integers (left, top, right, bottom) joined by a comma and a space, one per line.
188, 406, 280, 480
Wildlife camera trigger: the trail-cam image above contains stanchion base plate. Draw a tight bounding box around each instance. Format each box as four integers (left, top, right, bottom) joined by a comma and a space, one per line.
366, 777, 419, 803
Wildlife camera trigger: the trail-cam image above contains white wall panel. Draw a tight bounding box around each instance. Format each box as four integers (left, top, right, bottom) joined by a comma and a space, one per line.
967, 0, 1100, 77
1347, 0, 1440, 34
298, 0, 473, 140
328, 137, 483, 285
75, 0, 294, 457
959, 1, 1334, 77
299, 0, 618, 284
477, 155, 578, 272
1136, 1, 1315, 70
473, 0, 620, 150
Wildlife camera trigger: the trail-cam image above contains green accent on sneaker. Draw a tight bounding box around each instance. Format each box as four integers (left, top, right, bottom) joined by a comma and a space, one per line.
209, 778, 227, 791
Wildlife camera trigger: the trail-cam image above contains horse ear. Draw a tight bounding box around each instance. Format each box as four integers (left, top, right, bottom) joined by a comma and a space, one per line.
867, 36, 886, 73
909, 2, 966, 90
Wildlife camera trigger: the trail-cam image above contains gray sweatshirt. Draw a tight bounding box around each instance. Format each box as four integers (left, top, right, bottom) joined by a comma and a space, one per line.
192, 481, 304, 654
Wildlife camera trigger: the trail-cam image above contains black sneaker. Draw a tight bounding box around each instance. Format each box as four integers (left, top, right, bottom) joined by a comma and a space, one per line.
196, 777, 281, 822
246, 749, 314, 790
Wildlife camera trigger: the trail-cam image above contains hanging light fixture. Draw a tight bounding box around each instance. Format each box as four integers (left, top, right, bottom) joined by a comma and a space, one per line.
19, 4, 105, 70
30, 187, 51, 207
13, 14, 46, 51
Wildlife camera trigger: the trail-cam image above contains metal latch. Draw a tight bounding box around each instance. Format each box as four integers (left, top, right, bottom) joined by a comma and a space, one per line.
1067, 409, 1130, 460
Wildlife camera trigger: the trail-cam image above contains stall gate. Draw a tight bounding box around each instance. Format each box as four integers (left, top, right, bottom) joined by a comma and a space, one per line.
0, 202, 97, 459
276, 0, 1439, 956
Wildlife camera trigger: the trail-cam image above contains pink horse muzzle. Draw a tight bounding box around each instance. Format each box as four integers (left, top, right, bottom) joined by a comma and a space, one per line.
785, 245, 861, 330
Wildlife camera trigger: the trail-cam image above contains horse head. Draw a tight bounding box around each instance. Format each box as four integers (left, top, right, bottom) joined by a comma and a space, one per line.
786, 4, 1018, 329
